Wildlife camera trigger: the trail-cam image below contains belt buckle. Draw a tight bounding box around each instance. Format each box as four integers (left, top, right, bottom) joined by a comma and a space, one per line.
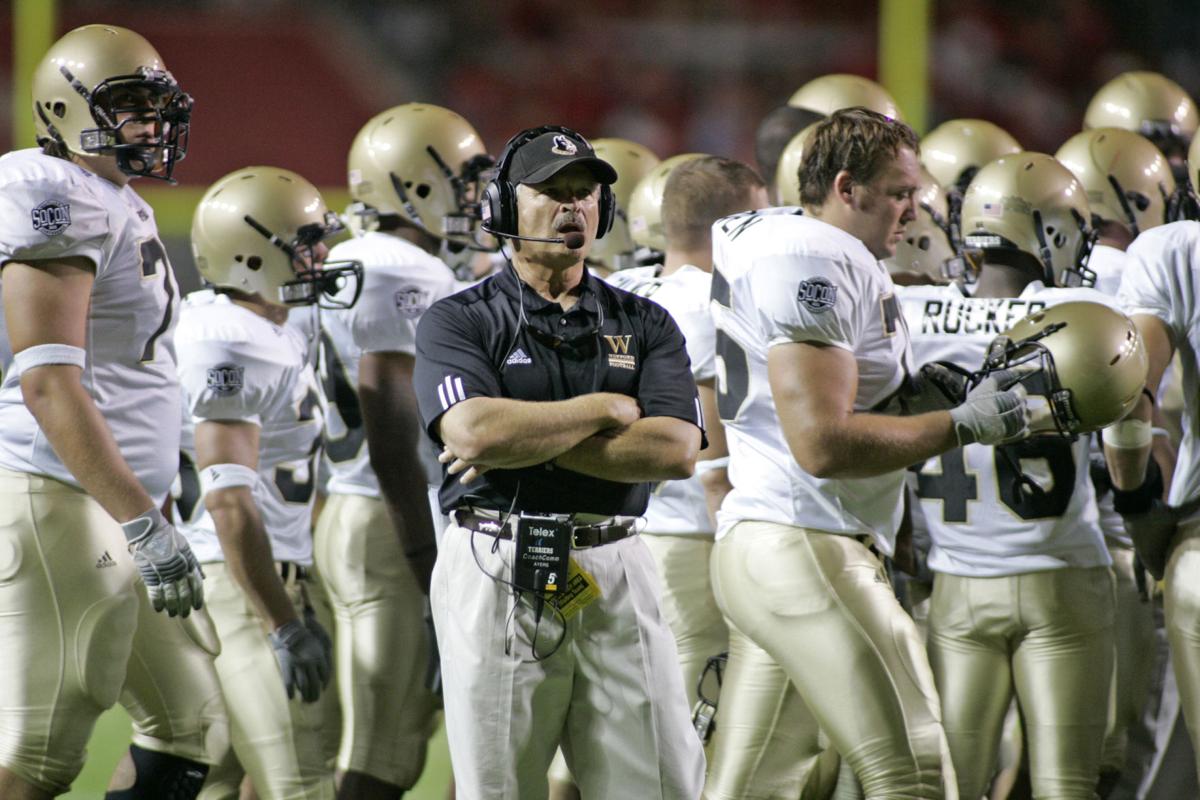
570, 526, 593, 550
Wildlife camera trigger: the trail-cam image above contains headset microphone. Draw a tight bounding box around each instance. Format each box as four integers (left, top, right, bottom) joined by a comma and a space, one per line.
480, 226, 587, 249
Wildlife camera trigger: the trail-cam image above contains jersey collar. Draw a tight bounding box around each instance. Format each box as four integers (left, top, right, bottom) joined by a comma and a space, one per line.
499, 261, 601, 316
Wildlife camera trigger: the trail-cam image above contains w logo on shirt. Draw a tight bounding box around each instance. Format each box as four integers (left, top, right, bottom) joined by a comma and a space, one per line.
603, 335, 632, 354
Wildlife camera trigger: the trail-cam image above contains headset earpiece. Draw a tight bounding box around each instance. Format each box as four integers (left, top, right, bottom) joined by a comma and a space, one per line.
596, 184, 615, 240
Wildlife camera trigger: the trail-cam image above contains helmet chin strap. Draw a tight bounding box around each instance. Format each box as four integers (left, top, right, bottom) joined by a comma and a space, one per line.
1030, 209, 1057, 286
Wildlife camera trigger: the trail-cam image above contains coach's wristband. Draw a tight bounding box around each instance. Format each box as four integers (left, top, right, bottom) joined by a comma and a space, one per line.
200, 463, 259, 496
12, 343, 86, 375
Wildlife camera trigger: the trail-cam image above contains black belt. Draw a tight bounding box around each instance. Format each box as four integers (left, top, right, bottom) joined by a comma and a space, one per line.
452, 509, 637, 549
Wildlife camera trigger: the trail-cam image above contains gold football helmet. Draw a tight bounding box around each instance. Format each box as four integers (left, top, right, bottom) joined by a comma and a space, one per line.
921, 119, 1021, 192
1055, 127, 1179, 236
1084, 71, 1198, 156
192, 167, 362, 307
961, 153, 1096, 287
628, 153, 708, 254
774, 122, 822, 207
589, 138, 661, 270
788, 74, 902, 120
884, 167, 956, 282
33, 24, 192, 180
347, 103, 492, 246
993, 301, 1148, 435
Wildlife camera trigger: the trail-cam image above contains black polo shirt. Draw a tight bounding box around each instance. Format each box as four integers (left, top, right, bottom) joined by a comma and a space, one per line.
414, 264, 704, 516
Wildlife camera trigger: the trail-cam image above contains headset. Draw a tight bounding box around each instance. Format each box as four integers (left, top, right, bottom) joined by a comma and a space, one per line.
481, 125, 615, 243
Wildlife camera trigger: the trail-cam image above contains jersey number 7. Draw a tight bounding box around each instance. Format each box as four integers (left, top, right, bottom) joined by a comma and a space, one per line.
138, 238, 175, 363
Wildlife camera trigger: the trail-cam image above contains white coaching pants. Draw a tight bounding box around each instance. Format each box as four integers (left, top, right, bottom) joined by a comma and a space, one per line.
432, 523, 705, 800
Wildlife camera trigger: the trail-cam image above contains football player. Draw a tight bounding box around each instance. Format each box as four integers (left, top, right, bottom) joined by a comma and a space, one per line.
754, 105, 825, 205
627, 153, 709, 263
315, 103, 486, 800
920, 119, 1022, 197
1056, 127, 1183, 785
773, 123, 820, 207
0, 24, 213, 800
788, 73, 903, 120
179, 167, 362, 799
1110, 213, 1200, 781
901, 152, 1145, 798
587, 138, 660, 275
709, 107, 1033, 798
1084, 71, 1199, 184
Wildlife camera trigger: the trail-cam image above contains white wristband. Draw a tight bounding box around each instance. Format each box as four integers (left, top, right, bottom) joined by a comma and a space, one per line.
200, 463, 259, 496
695, 456, 730, 474
12, 343, 86, 375
1102, 419, 1153, 450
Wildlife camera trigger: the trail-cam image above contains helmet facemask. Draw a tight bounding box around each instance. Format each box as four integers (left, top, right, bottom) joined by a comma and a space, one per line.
980, 328, 1079, 439
244, 211, 364, 309
47, 65, 192, 182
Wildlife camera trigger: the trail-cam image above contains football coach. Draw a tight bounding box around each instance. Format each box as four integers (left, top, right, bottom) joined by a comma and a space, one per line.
413, 125, 708, 799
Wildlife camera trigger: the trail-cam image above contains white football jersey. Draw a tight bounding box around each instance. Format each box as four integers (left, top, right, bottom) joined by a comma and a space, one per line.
0, 149, 180, 502
1122, 221, 1200, 518
711, 208, 913, 553
1089, 243, 1128, 298
608, 264, 716, 534
900, 282, 1111, 577
0, 282, 10, 383
176, 291, 323, 565
1083, 243, 1131, 545
320, 231, 459, 497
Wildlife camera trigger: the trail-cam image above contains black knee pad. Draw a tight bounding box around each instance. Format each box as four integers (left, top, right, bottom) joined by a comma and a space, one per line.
105, 744, 209, 800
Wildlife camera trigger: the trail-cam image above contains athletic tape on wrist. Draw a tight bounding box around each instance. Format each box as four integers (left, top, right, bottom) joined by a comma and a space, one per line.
695, 456, 730, 474
200, 463, 259, 496
12, 343, 86, 375
1102, 419, 1153, 449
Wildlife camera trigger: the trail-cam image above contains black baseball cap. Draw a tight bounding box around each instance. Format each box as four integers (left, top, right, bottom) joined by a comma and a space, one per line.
508, 129, 618, 186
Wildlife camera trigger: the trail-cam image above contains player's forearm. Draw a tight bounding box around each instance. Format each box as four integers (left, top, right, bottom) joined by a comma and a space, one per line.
20, 366, 155, 521
361, 360, 438, 561
553, 417, 700, 482
700, 469, 733, 527
208, 489, 298, 630
1105, 396, 1154, 491
784, 410, 958, 479
439, 394, 627, 469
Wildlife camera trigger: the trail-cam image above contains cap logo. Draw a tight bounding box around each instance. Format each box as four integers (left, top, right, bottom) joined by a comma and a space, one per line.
551, 135, 578, 156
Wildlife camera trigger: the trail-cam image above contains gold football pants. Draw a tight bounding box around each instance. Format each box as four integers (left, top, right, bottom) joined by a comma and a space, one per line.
703, 622, 839, 800
198, 562, 340, 800
711, 521, 952, 800
927, 567, 1115, 799
0, 470, 140, 794
1101, 544, 1155, 772
313, 493, 437, 788
639, 532, 730, 708
1163, 520, 1200, 778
